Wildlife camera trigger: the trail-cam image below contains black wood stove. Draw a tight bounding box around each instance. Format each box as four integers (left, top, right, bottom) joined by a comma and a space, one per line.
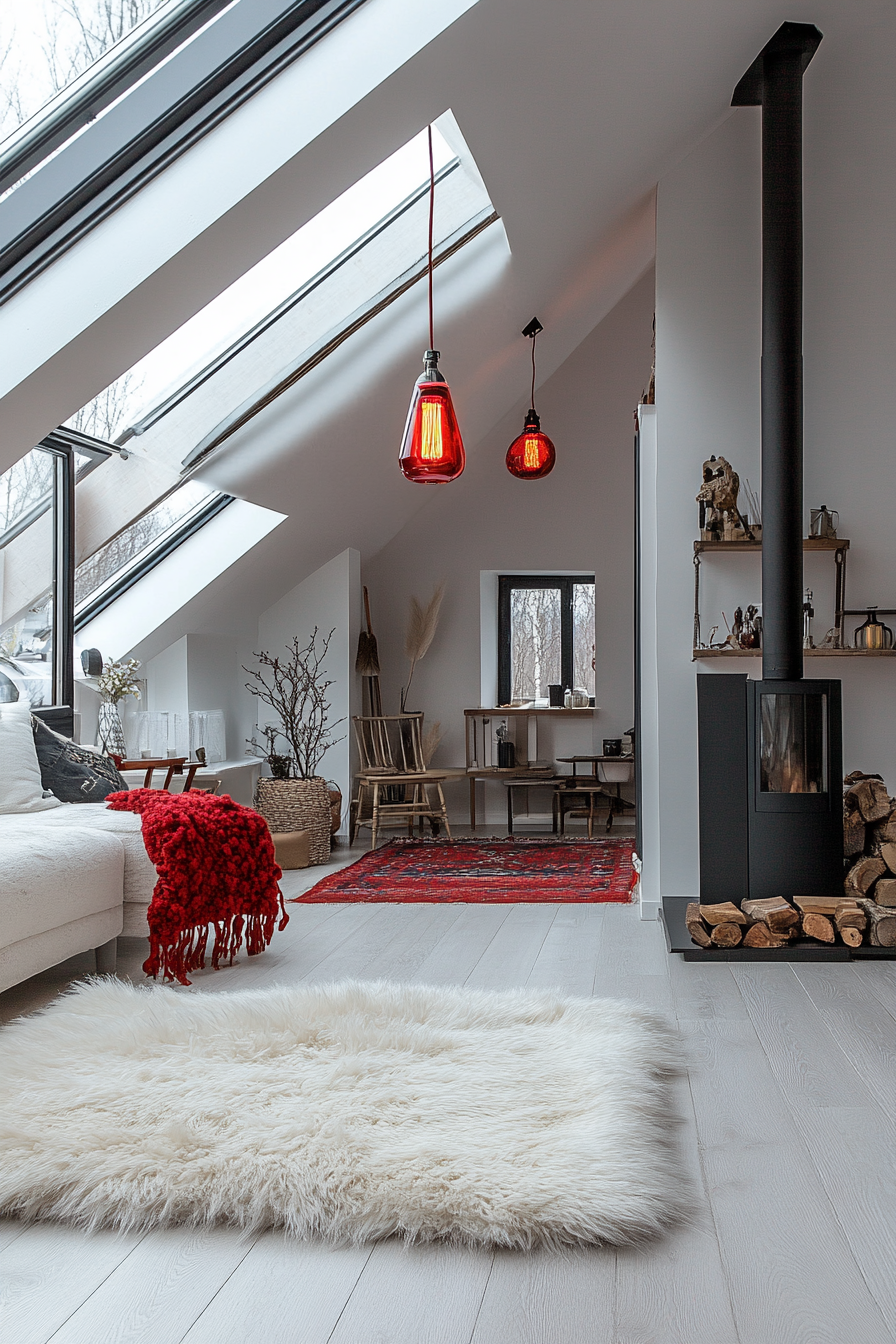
697, 22, 845, 905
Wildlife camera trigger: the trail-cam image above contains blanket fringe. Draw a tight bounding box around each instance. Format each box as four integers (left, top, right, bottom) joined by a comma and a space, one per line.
107, 789, 289, 986
143, 903, 287, 985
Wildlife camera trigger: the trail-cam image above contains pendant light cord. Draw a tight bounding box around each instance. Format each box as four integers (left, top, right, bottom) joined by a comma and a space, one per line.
530, 331, 537, 411
427, 124, 435, 352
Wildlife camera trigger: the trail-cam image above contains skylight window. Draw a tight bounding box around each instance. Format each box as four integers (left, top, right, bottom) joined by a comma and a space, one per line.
56, 113, 496, 638
0, 1, 235, 199
78, 125, 456, 433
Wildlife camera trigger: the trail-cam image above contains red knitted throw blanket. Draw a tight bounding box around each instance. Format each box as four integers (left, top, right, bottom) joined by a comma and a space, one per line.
106, 789, 287, 985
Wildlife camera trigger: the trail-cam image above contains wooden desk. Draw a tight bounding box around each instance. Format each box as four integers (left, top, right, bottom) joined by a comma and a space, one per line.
463, 708, 595, 828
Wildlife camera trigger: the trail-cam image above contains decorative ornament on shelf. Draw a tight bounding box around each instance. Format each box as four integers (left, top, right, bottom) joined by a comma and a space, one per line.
399, 126, 465, 484
696, 456, 754, 541
505, 317, 556, 480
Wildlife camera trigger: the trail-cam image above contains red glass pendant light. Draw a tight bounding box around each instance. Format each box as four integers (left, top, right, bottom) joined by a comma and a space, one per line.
399, 351, 466, 483
506, 317, 556, 480
399, 127, 465, 483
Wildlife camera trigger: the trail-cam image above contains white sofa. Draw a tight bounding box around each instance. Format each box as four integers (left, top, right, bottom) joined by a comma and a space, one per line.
0, 704, 158, 993
0, 808, 157, 993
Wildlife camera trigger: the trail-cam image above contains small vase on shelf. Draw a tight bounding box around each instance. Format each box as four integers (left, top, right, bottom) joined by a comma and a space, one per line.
97, 700, 127, 757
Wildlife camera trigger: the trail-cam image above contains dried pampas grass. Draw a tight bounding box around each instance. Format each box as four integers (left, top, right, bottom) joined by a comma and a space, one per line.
401, 583, 444, 711
421, 721, 444, 766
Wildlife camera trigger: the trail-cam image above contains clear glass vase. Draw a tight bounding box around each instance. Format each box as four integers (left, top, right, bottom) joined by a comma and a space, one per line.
97, 700, 127, 758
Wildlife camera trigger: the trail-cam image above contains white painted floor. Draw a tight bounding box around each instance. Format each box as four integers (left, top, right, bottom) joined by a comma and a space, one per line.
1, 830, 894, 1344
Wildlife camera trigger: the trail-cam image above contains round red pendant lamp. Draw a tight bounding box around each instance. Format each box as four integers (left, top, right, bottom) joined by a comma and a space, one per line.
505, 317, 556, 480
398, 128, 465, 483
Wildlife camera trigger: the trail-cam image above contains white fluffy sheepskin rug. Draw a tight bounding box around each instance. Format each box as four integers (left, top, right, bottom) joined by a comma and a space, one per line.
0, 979, 689, 1248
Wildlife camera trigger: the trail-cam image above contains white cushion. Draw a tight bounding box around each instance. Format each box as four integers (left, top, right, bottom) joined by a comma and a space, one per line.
0, 707, 62, 814
0, 825, 124, 947
0, 806, 157, 908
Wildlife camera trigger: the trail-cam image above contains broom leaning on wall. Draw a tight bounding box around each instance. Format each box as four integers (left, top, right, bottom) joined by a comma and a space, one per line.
356, 587, 382, 715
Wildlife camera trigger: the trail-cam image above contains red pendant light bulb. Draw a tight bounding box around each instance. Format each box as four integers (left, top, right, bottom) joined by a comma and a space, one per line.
506, 317, 556, 479
399, 126, 465, 483
505, 409, 556, 480
399, 350, 466, 482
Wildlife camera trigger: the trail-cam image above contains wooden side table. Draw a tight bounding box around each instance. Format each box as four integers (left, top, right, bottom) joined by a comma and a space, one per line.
112, 756, 201, 791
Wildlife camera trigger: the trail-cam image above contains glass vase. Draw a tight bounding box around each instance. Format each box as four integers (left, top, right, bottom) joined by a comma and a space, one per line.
97, 700, 127, 758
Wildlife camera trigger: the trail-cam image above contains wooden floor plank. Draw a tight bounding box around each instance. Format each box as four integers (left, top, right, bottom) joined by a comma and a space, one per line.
179, 1235, 372, 1344
0, 1219, 25, 1254
683, 1021, 891, 1344
729, 964, 882, 1109
785, 1106, 896, 1336
592, 904, 669, 980
47, 1227, 255, 1344
468, 1246, 615, 1344
357, 905, 465, 983
849, 962, 896, 1020
325, 1241, 493, 1344
525, 904, 606, 995
410, 906, 514, 986
299, 905, 439, 984
463, 904, 560, 990
0, 1225, 144, 1344
614, 1073, 740, 1344
667, 956, 749, 1021
790, 966, 896, 1116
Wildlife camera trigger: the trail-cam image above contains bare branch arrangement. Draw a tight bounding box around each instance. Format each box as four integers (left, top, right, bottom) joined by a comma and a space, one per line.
244, 628, 345, 780
401, 583, 444, 712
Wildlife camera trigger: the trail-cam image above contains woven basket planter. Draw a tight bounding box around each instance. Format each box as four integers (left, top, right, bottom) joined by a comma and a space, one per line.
254, 776, 331, 864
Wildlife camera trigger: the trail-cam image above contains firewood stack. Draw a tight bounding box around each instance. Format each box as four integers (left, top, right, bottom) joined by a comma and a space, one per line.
685, 770, 896, 951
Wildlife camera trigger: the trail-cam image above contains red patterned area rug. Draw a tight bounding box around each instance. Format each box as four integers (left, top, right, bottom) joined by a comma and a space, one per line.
292, 837, 636, 904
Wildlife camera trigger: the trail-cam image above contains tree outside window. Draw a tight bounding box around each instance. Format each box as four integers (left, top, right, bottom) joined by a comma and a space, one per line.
498, 575, 595, 706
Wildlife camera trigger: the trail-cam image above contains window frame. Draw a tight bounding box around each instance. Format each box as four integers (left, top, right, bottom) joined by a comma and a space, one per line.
497, 573, 595, 708
0, 0, 368, 306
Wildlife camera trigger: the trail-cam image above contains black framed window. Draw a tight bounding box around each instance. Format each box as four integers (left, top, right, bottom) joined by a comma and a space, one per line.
0, 441, 73, 710
498, 575, 595, 706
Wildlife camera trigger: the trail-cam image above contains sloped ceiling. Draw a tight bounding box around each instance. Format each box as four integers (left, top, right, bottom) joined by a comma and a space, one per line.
2, 0, 876, 656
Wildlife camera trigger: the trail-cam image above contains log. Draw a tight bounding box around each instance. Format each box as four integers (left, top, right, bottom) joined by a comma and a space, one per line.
710, 922, 743, 947
873, 878, 896, 908
844, 856, 886, 898
802, 912, 835, 943
869, 840, 896, 875
839, 926, 863, 949
845, 777, 892, 823
699, 901, 747, 927
857, 899, 896, 948
795, 895, 859, 917
686, 902, 712, 948
834, 902, 867, 931
871, 811, 896, 845
843, 770, 883, 785
843, 810, 866, 857
741, 897, 800, 932
743, 922, 788, 949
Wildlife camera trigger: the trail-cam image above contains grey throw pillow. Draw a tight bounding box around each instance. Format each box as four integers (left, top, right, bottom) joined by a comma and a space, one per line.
31, 717, 128, 803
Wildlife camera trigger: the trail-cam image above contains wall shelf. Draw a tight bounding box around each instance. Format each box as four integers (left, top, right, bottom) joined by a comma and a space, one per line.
693, 536, 853, 653
694, 537, 848, 554
693, 646, 895, 659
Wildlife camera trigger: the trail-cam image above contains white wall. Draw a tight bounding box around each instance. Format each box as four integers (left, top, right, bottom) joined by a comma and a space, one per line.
255, 549, 361, 834
649, 12, 896, 901
364, 269, 654, 824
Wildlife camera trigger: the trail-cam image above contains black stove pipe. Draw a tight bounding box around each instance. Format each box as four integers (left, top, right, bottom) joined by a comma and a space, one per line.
733, 23, 822, 681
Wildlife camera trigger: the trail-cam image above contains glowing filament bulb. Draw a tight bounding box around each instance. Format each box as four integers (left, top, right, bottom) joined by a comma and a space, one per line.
399, 354, 465, 483
420, 399, 444, 461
